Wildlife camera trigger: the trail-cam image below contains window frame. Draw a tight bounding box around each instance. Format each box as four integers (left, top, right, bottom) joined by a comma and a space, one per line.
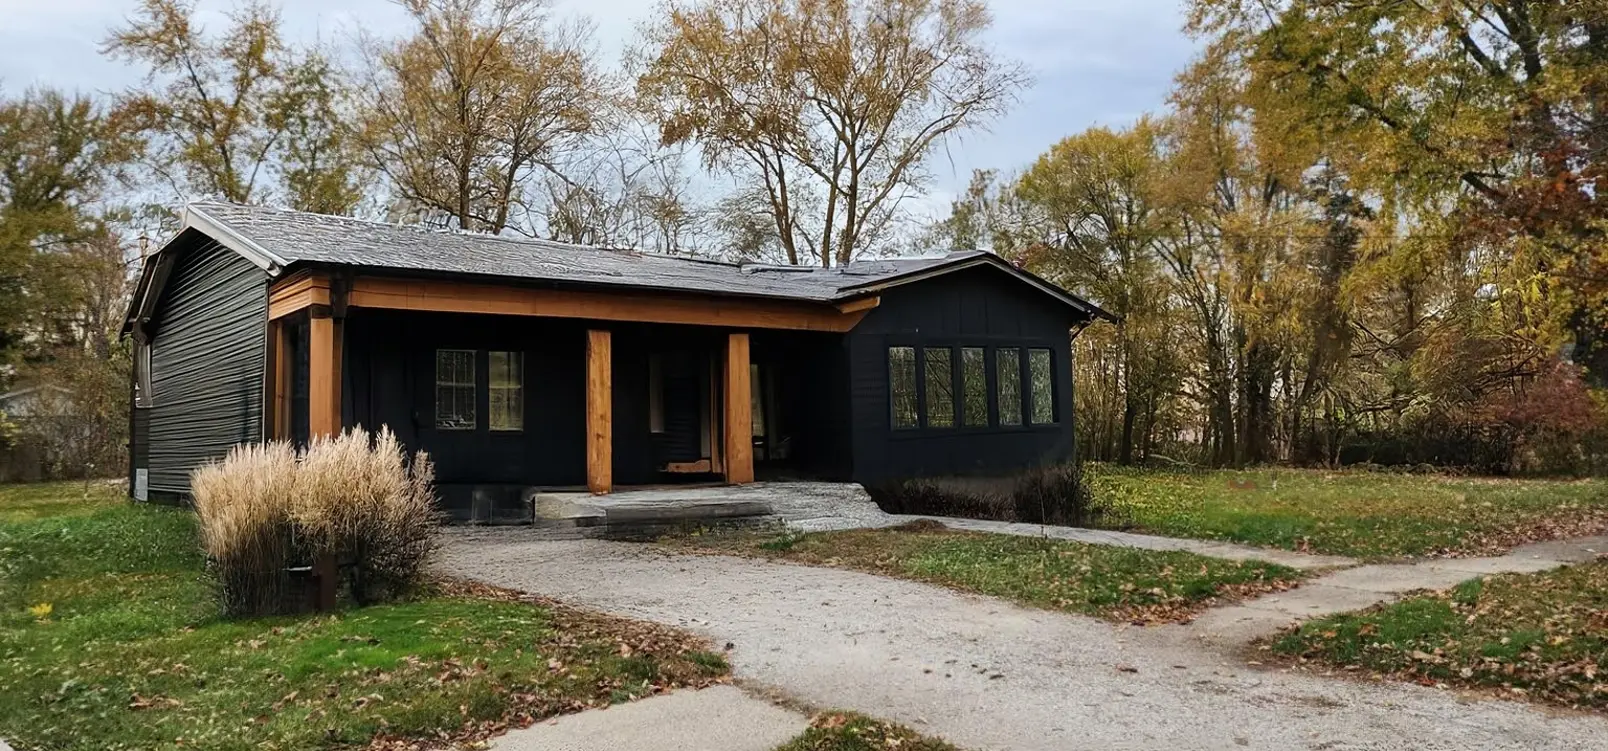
487, 350, 524, 432
434, 348, 478, 431
134, 338, 154, 407
995, 346, 1024, 427
1028, 348, 1057, 425
960, 346, 988, 427
922, 346, 956, 429
887, 345, 919, 430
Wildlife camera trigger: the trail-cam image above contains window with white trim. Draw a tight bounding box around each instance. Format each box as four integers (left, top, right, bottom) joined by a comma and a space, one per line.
435, 349, 476, 430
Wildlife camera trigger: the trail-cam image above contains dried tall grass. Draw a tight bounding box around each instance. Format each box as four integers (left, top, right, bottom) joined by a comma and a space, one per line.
192, 441, 299, 616
190, 427, 439, 616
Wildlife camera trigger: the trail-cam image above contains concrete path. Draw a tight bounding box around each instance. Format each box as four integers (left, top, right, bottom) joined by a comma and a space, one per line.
440, 532, 1608, 750
888, 515, 1357, 570
739, 480, 1359, 570
1187, 535, 1608, 645
491, 685, 807, 751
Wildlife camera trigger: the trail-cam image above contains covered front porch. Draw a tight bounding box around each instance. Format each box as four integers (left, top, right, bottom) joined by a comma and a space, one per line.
264, 269, 873, 520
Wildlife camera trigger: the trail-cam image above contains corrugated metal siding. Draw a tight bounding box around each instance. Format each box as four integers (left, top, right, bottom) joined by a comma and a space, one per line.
147, 240, 269, 495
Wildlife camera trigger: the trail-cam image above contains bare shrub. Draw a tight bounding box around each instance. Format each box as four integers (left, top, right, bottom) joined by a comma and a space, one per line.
1012, 463, 1124, 528
865, 477, 1014, 520
190, 427, 439, 616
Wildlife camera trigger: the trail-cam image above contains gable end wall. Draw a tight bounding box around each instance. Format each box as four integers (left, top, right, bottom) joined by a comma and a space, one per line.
845, 265, 1080, 484
145, 239, 270, 497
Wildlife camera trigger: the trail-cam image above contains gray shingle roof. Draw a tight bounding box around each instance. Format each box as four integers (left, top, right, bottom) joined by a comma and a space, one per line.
186, 202, 976, 304
170, 201, 1110, 321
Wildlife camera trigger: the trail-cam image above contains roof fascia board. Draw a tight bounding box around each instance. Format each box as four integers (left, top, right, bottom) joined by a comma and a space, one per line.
839, 254, 1117, 322
184, 204, 287, 272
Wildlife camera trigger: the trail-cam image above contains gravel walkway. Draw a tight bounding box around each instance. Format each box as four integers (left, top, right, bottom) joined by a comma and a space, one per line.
440, 532, 1608, 751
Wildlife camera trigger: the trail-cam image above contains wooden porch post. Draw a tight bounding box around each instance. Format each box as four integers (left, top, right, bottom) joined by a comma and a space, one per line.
724, 332, 754, 485
586, 329, 613, 494
267, 320, 291, 440
308, 314, 342, 438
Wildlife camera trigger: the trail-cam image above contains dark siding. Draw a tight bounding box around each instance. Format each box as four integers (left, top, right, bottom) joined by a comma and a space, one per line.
845, 265, 1082, 484
129, 406, 149, 495
146, 240, 270, 495
343, 309, 590, 511
751, 331, 852, 480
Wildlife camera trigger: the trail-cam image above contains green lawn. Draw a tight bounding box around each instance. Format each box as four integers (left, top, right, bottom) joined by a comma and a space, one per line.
0, 480, 125, 523
0, 484, 727, 751
676, 522, 1304, 624
1269, 560, 1608, 709
776, 712, 959, 751
1092, 466, 1608, 559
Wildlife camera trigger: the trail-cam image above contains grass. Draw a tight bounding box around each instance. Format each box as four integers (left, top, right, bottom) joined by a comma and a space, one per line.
675, 521, 1305, 623
1268, 560, 1608, 709
0, 480, 125, 523
1092, 466, 1608, 559
776, 712, 959, 751
0, 484, 728, 751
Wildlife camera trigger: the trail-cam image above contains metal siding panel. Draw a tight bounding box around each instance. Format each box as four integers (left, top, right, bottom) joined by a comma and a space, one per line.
147, 240, 269, 494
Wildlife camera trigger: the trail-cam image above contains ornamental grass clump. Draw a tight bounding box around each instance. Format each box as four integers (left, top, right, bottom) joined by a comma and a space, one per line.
191, 427, 439, 617
191, 441, 299, 617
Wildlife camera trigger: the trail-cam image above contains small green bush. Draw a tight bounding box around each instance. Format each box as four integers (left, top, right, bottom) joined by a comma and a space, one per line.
866, 463, 1122, 528
1013, 463, 1121, 527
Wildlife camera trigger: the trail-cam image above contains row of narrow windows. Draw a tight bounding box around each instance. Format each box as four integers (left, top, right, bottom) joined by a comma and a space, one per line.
889, 345, 1057, 430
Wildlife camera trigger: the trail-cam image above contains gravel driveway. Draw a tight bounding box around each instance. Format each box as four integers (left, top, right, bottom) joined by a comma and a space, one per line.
440, 531, 1608, 751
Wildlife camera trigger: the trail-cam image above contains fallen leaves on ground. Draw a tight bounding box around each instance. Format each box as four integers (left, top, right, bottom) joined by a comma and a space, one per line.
1269, 558, 1608, 711
775, 711, 961, 751
364, 579, 730, 751
1091, 466, 1608, 560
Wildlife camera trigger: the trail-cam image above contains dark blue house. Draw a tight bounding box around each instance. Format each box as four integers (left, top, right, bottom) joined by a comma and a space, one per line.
123, 202, 1110, 517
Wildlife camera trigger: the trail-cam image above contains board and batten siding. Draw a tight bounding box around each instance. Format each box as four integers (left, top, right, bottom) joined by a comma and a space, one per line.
844, 265, 1081, 484
145, 239, 270, 496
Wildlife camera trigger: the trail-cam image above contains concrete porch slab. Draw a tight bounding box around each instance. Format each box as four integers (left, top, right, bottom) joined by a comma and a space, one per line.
528, 482, 880, 539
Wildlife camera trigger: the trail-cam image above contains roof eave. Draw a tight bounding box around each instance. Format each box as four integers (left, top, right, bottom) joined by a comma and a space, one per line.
184, 204, 288, 273
838, 253, 1117, 324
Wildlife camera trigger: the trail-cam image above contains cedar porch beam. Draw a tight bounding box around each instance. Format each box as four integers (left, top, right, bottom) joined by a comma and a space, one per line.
586, 329, 612, 494
834, 296, 880, 315
308, 313, 341, 438
269, 269, 331, 320
344, 276, 869, 332
723, 332, 754, 485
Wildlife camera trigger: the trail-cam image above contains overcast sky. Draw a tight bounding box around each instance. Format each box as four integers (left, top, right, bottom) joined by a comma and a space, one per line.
0, 0, 1199, 211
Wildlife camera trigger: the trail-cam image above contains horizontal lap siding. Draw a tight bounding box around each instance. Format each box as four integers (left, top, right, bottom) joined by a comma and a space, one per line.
147, 241, 269, 495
